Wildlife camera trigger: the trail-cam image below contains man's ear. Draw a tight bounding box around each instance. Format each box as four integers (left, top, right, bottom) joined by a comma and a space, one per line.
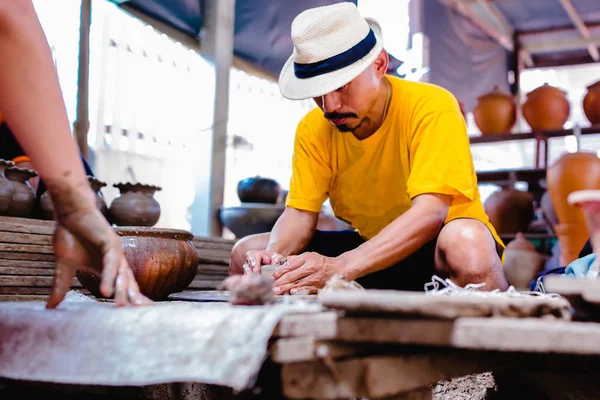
372, 49, 389, 78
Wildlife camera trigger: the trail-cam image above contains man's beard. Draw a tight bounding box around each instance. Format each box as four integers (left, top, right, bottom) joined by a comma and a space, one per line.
324, 111, 360, 132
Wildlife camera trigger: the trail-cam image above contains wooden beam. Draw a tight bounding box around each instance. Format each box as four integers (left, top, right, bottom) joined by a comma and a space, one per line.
559, 0, 600, 61
74, 0, 92, 160
439, 0, 513, 51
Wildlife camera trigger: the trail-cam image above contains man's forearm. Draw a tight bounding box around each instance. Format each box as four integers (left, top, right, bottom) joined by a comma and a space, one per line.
339, 197, 449, 280
266, 207, 317, 256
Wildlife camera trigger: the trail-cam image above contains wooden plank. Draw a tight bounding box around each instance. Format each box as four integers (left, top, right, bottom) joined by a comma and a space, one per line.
0, 259, 56, 268
270, 336, 382, 363
0, 267, 54, 276
0, 221, 54, 236
0, 243, 54, 254
0, 276, 81, 287
0, 216, 55, 227
0, 232, 53, 245
318, 290, 571, 319
281, 350, 529, 399
0, 286, 87, 295
0, 295, 51, 302
0, 252, 55, 261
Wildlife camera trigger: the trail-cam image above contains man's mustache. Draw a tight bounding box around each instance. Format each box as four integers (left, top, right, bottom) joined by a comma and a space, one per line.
324, 112, 357, 120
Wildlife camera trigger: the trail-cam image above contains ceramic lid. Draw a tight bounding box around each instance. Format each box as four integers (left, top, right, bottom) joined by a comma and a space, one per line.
506, 232, 536, 252
477, 85, 513, 102
5, 166, 38, 179
527, 82, 567, 98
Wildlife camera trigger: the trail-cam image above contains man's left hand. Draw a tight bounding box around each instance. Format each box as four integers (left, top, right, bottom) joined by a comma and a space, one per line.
271, 252, 349, 295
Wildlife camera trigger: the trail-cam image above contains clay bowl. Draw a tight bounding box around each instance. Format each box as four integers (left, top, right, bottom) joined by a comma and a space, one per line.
76, 227, 199, 301
219, 203, 285, 238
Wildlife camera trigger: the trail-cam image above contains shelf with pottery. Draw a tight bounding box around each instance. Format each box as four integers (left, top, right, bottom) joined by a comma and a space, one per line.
468, 81, 600, 172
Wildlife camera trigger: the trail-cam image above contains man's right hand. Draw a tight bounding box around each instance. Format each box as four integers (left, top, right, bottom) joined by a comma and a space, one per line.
244, 250, 287, 274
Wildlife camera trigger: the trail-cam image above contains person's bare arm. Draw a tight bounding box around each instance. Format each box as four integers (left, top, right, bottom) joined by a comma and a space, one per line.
0, 0, 150, 307
267, 207, 319, 255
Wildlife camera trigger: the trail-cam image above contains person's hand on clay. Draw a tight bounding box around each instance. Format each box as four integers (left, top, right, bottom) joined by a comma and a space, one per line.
271, 252, 352, 294
243, 249, 287, 274
47, 180, 153, 308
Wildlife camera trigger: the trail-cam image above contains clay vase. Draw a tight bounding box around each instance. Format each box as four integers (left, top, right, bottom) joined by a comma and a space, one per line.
484, 188, 535, 235
39, 176, 108, 220
0, 159, 15, 215
108, 183, 161, 227
503, 233, 543, 289
237, 176, 281, 204
583, 80, 600, 126
5, 167, 37, 218
547, 151, 600, 265
473, 85, 516, 135
76, 227, 199, 300
522, 83, 570, 131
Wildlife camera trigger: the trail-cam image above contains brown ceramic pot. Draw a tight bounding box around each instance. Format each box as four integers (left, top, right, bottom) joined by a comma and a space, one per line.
473, 85, 516, 135
503, 233, 543, 289
484, 188, 535, 234
0, 159, 15, 215
5, 167, 37, 217
237, 176, 281, 204
547, 151, 600, 265
108, 182, 161, 226
583, 80, 600, 126
39, 176, 108, 220
522, 83, 570, 131
76, 227, 199, 300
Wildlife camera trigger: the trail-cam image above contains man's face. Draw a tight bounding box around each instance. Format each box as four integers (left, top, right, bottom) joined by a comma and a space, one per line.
312, 65, 379, 132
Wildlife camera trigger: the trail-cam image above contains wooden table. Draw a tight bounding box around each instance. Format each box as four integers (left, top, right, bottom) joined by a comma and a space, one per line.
1, 288, 600, 400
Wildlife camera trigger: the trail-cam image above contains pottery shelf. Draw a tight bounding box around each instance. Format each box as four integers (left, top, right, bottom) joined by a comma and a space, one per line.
0, 216, 235, 301
470, 126, 600, 169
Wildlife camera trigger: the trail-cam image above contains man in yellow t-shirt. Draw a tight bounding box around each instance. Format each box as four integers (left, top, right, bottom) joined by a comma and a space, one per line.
229, 2, 509, 293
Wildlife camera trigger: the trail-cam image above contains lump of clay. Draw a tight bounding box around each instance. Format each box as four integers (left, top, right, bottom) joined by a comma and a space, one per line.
219, 273, 275, 305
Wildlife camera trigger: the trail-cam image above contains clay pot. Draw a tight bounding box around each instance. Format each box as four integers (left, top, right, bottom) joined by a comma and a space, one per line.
76, 227, 199, 301
583, 80, 600, 126
484, 188, 535, 235
503, 233, 543, 289
219, 203, 284, 238
39, 176, 108, 220
568, 190, 600, 274
522, 83, 570, 131
0, 159, 15, 215
5, 167, 37, 217
237, 176, 281, 204
108, 182, 161, 227
547, 151, 600, 265
473, 85, 516, 135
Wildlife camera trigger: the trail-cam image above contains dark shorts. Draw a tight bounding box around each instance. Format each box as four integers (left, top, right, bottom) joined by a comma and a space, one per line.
304, 230, 437, 291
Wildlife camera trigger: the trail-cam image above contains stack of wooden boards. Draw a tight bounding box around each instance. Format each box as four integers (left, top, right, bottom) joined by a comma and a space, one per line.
0, 216, 236, 301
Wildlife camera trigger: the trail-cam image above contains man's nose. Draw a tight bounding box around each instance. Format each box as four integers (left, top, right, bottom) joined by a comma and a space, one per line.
322, 92, 342, 113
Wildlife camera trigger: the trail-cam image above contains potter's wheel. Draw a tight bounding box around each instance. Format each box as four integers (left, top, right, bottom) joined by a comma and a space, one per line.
168, 290, 317, 303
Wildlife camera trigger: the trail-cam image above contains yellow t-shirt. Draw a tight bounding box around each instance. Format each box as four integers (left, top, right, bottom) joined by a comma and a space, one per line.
286, 75, 504, 251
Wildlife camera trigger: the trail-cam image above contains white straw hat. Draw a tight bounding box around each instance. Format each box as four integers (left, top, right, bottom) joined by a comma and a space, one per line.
279, 2, 384, 100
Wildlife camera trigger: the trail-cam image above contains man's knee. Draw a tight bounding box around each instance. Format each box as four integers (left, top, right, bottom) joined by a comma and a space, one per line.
229, 233, 270, 275
436, 219, 503, 284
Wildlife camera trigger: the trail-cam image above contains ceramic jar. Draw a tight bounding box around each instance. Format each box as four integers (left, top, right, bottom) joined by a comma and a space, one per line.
0, 159, 15, 215
522, 83, 570, 131
237, 176, 281, 204
75, 227, 199, 300
108, 182, 161, 227
546, 151, 600, 265
5, 167, 37, 217
484, 188, 535, 235
473, 85, 516, 135
503, 233, 543, 289
583, 80, 600, 126
39, 176, 108, 220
